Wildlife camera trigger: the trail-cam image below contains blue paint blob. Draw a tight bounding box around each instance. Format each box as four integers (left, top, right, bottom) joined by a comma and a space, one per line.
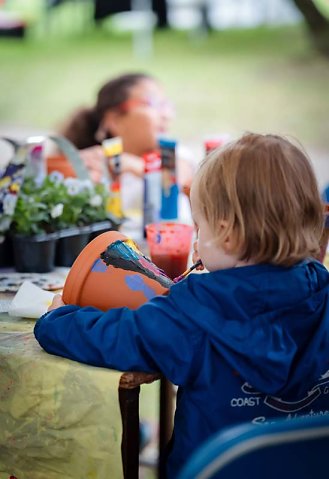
91, 258, 108, 272
125, 275, 157, 301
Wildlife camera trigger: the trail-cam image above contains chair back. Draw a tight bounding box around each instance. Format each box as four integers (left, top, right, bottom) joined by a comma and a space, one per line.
177, 414, 329, 479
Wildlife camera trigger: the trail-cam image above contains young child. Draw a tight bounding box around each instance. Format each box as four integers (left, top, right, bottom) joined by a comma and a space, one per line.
34, 133, 329, 478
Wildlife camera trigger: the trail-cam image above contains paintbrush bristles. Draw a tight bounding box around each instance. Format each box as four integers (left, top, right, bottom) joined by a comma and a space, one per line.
173, 260, 202, 283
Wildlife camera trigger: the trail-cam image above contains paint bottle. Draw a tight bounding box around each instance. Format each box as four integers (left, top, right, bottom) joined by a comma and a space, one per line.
102, 137, 124, 218
159, 137, 179, 221
142, 150, 162, 237
25, 137, 46, 185
204, 134, 230, 156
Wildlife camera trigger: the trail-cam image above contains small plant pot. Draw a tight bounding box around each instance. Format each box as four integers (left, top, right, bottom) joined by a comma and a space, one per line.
12, 233, 58, 273
46, 153, 76, 178
62, 230, 171, 311
106, 213, 124, 231
88, 220, 113, 242
0, 235, 14, 268
56, 226, 91, 267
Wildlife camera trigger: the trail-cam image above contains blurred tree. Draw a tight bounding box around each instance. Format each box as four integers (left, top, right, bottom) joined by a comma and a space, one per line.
291, 0, 329, 55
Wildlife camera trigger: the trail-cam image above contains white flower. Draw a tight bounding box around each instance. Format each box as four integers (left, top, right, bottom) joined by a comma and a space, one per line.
63, 177, 79, 187
3, 194, 17, 216
80, 179, 94, 191
51, 203, 64, 218
64, 178, 81, 196
49, 171, 64, 184
89, 194, 103, 207
99, 177, 110, 188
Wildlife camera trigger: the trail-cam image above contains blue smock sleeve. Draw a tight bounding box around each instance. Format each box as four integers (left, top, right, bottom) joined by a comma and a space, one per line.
34, 287, 204, 386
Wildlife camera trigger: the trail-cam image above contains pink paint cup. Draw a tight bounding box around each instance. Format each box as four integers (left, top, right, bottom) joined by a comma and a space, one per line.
145, 222, 194, 280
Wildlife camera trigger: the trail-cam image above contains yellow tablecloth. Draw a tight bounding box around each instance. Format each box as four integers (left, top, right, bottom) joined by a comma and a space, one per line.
0, 313, 123, 479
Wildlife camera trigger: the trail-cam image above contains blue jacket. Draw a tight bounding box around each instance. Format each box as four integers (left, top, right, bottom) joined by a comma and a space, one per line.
34, 260, 329, 477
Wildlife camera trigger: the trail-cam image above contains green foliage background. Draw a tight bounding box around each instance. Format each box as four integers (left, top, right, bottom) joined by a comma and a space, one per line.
0, 1, 329, 154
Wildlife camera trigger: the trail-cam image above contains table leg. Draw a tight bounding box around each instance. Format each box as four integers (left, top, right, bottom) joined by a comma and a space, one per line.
119, 386, 140, 479
158, 378, 174, 479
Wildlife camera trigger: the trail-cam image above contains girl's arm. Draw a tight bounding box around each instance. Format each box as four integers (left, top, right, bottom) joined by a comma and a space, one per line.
34, 291, 202, 386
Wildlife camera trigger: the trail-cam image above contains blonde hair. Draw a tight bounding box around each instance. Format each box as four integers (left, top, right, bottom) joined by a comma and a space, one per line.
194, 133, 324, 267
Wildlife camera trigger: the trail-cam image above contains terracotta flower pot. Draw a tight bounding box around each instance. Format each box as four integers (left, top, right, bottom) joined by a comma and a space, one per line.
46, 153, 76, 178
63, 231, 173, 311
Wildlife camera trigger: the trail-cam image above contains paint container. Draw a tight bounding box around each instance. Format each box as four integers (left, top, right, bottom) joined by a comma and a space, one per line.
145, 222, 194, 280
62, 230, 172, 311
102, 137, 124, 218
204, 134, 230, 155
158, 138, 179, 221
25, 137, 47, 185
143, 150, 162, 237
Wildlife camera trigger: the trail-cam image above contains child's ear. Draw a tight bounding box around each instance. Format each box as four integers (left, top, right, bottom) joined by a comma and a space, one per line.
219, 220, 235, 253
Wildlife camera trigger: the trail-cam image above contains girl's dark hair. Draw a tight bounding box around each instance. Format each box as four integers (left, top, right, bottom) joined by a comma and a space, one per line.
60, 72, 153, 149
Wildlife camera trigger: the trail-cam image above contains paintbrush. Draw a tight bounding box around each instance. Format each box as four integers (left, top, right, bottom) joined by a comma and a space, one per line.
173, 259, 203, 283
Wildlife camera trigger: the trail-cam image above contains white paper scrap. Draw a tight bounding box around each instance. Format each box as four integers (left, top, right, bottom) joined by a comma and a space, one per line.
8, 280, 55, 319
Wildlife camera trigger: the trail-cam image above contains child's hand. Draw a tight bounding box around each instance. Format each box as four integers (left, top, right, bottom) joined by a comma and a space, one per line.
80, 148, 145, 181
192, 240, 204, 270
48, 294, 66, 312
120, 153, 144, 177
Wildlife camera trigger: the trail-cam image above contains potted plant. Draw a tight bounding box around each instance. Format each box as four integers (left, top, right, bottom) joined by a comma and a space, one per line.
50, 173, 112, 267
0, 139, 26, 267
9, 174, 61, 272
9, 172, 120, 272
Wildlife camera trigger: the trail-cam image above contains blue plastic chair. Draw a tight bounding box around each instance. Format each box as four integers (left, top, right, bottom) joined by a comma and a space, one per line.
177, 414, 329, 479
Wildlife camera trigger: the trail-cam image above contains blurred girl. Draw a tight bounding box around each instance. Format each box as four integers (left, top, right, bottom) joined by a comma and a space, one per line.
48, 72, 194, 210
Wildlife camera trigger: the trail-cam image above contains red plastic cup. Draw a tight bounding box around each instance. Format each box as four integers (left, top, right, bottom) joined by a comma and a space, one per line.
145, 222, 194, 280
